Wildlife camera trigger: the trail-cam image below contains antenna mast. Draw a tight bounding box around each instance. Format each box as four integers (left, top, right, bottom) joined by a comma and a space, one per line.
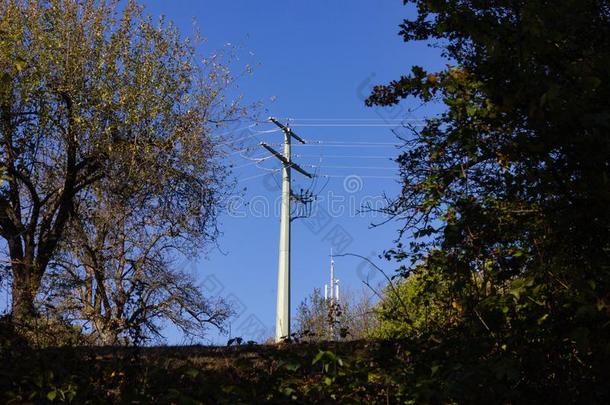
325, 248, 340, 340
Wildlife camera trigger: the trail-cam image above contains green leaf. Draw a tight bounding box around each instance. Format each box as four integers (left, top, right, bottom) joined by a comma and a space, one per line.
284, 362, 301, 372
184, 367, 199, 379
312, 350, 325, 365
47, 390, 57, 401
368, 372, 382, 383
537, 313, 549, 325
466, 104, 477, 117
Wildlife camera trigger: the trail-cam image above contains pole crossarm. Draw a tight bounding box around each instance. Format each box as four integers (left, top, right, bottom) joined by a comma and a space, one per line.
260, 142, 313, 178
290, 162, 313, 179
260, 142, 287, 164
269, 117, 306, 144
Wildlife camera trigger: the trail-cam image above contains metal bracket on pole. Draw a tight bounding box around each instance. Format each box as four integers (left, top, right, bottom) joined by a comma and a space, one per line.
260, 143, 312, 178
269, 117, 306, 144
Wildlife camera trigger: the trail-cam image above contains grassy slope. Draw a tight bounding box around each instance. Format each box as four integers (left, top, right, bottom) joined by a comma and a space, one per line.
4, 329, 607, 403
1, 340, 411, 404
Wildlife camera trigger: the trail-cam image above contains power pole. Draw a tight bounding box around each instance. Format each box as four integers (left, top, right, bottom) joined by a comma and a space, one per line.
262, 117, 312, 342
325, 249, 340, 340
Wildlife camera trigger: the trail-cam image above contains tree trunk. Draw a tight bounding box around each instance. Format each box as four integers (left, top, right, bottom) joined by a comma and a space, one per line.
11, 270, 37, 322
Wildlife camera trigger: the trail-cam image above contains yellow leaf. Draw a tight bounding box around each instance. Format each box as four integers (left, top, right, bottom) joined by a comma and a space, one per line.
14, 57, 26, 72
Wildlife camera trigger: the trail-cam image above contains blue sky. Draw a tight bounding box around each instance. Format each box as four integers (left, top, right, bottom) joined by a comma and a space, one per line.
135, 0, 448, 344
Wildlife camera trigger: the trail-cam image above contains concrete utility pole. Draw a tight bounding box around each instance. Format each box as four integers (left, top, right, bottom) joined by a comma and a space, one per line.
262, 117, 311, 342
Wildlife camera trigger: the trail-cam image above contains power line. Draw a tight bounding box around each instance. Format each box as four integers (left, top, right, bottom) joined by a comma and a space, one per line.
254, 128, 285, 134
295, 154, 393, 159
262, 141, 399, 147
221, 127, 282, 147
234, 152, 265, 162
276, 118, 433, 121
290, 144, 399, 148
307, 140, 398, 145
308, 164, 396, 170
232, 156, 272, 170
215, 123, 257, 139
229, 145, 260, 156
237, 170, 279, 183
322, 174, 397, 179
290, 124, 425, 127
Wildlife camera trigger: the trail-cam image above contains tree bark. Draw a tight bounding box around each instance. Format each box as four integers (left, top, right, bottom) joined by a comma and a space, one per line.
11, 266, 37, 321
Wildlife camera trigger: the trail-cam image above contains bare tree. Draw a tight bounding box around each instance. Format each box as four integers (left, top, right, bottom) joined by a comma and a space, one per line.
45, 180, 233, 344
294, 287, 378, 341
339, 287, 378, 340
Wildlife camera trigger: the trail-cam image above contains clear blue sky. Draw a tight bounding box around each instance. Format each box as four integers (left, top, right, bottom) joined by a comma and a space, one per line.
136, 0, 447, 344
